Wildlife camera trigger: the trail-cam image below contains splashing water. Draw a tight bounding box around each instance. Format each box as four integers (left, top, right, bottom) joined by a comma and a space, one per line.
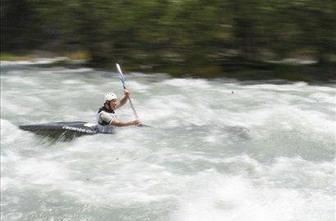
1, 62, 335, 221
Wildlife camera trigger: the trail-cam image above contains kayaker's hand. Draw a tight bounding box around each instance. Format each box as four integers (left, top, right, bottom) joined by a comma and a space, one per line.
124, 89, 130, 98
133, 119, 142, 126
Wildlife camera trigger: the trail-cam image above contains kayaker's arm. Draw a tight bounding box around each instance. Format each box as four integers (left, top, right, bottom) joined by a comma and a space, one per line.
99, 111, 142, 127
110, 119, 141, 127
116, 89, 129, 109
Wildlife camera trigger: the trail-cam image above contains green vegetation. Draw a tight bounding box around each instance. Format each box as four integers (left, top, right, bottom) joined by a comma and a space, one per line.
0, 53, 26, 61
2, 0, 335, 81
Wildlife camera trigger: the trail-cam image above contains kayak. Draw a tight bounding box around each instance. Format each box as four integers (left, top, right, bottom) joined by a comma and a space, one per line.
19, 121, 99, 140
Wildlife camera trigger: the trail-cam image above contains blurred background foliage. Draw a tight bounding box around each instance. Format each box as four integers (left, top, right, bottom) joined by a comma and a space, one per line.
1, 0, 335, 79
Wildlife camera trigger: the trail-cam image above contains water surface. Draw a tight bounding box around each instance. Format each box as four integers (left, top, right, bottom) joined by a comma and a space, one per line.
1, 62, 335, 221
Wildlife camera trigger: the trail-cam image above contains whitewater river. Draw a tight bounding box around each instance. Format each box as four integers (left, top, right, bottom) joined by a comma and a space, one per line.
1, 61, 335, 221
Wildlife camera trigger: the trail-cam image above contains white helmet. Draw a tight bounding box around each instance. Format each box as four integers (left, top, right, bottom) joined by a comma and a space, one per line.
104, 92, 117, 102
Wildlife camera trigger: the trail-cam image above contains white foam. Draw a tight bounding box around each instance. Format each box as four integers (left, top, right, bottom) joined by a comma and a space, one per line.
162, 78, 210, 89
171, 167, 334, 221
0, 119, 26, 145
1, 66, 335, 220
1, 57, 69, 66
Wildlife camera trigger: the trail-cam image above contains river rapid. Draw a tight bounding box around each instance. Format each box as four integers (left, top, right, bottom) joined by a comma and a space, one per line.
1, 61, 335, 221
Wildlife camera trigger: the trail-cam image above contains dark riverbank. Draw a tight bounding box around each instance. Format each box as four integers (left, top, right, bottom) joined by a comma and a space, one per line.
102, 58, 336, 83
146, 62, 335, 83
1, 52, 335, 83
3, 0, 335, 84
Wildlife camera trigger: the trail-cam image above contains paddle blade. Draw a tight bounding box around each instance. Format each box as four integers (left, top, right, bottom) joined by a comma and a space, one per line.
138, 124, 152, 128
116, 63, 126, 87
116, 63, 122, 74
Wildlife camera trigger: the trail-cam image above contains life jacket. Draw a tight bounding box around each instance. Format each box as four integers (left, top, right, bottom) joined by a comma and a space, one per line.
96, 106, 116, 133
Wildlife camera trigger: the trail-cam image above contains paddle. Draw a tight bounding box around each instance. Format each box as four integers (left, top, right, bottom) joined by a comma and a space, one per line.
116, 63, 139, 119
116, 63, 150, 127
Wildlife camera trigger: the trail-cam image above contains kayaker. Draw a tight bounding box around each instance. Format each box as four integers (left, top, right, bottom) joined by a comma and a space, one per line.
97, 89, 142, 133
